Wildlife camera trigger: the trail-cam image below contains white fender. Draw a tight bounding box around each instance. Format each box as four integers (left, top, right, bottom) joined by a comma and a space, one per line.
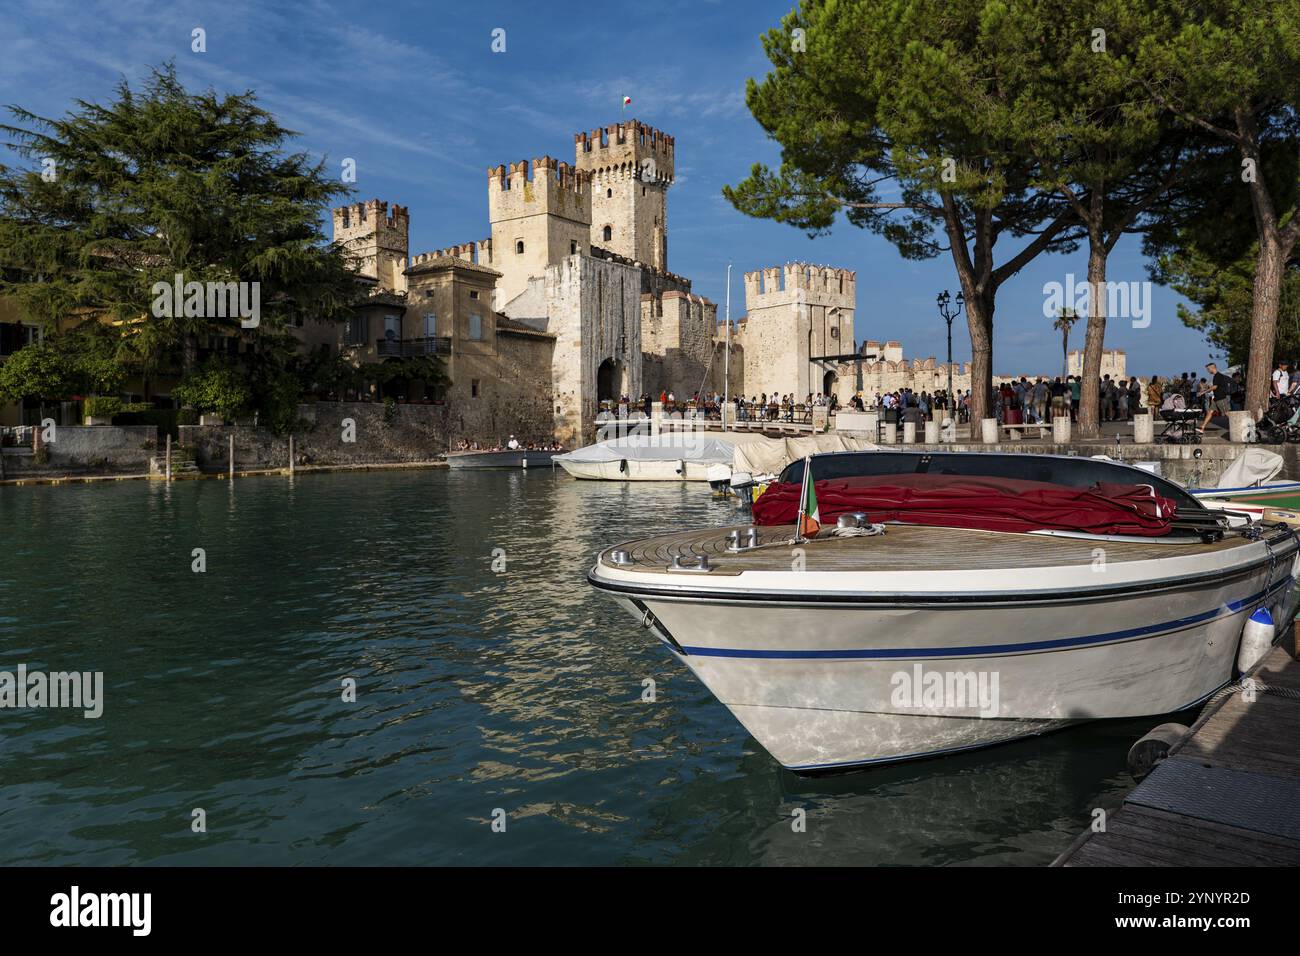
1238, 606, 1275, 673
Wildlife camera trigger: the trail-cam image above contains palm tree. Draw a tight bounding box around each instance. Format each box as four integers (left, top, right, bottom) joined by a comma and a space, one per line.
1053, 308, 1079, 379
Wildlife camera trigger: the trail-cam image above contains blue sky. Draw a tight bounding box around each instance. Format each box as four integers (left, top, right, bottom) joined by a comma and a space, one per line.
2, 0, 1221, 375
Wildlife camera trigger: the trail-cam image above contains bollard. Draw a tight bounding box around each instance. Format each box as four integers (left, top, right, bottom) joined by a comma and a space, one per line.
941, 417, 956, 442
651, 401, 663, 438
1053, 415, 1072, 443
1132, 412, 1153, 444
228, 434, 234, 479
924, 420, 940, 444
902, 421, 917, 444
1228, 410, 1253, 444
883, 422, 897, 444
981, 418, 998, 444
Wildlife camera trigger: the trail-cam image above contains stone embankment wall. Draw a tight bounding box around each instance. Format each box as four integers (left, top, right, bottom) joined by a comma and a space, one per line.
179, 401, 449, 471
0, 425, 156, 477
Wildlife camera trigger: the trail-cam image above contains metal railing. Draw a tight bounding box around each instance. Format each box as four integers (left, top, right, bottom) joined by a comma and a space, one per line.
374, 336, 451, 357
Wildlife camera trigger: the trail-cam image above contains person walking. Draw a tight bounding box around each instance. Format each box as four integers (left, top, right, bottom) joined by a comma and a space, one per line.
1199, 362, 1233, 433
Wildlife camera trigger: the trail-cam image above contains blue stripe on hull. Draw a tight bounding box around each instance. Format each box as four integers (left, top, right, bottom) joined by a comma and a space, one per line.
678, 577, 1293, 661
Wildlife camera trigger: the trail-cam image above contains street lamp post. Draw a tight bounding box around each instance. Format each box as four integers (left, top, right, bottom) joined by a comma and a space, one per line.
937, 290, 964, 415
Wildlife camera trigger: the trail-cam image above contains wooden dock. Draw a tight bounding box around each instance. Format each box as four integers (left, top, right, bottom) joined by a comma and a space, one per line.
1055, 643, 1300, 866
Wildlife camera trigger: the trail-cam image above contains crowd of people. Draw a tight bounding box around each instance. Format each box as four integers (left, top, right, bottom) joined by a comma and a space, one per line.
455, 436, 564, 452
585, 362, 1256, 436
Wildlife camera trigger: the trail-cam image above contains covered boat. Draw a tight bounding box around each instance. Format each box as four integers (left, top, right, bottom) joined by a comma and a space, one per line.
554, 431, 875, 482
589, 451, 1300, 772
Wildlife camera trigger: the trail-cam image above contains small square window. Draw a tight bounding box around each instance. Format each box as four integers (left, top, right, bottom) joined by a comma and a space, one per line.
469, 290, 479, 300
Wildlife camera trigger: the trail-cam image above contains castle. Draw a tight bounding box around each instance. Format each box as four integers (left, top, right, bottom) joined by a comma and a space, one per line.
319, 120, 725, 447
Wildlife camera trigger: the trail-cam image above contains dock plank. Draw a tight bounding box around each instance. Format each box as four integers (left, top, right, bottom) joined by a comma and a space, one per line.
1055, 646, 1300, 867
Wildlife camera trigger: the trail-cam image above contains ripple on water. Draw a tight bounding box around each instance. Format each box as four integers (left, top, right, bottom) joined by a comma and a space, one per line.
0, 471, 1140, 865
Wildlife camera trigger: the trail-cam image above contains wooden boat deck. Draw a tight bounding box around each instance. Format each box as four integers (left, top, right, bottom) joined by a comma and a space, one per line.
601, 522, 1251, 574
1054, 643, 1300, 866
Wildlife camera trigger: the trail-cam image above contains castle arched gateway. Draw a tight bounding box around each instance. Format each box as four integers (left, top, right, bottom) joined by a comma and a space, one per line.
596, 358, 628, 404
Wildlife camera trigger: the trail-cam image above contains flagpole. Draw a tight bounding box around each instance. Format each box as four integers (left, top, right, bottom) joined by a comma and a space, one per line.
724, 262, 731, 415
794, 455, 809, 544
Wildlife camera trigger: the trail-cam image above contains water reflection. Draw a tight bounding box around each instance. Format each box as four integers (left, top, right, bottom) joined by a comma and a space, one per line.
0, 470, 1143, 865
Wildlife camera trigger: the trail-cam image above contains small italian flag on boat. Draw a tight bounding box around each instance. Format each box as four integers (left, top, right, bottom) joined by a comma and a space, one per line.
798, 456, 820, 538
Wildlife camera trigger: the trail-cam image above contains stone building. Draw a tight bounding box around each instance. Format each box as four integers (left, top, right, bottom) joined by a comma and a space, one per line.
1067, 348, 1127, 380
325, 119, 721, 448
731, 263, 857, 401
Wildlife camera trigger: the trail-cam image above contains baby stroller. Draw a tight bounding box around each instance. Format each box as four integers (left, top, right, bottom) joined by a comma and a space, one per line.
1255, 394, 1300, 443
1158, 393, 1201, 444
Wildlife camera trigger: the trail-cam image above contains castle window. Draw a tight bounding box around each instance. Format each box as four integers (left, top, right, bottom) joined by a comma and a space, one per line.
469, 290, 479, 300
606, 188, 612, 198
642, 186, 646, 196
603, 225, 612, 242
515, 240, 524, 254
469, 314, 482, 340
570, 240, 578, 255
471, 379, 480, 398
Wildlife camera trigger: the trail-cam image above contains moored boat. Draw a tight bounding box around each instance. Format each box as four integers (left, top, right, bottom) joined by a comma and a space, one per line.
446, 449, 560, 469
589, 451, 1300, 772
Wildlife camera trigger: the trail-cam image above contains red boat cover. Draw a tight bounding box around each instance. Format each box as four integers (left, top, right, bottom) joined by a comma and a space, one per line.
751, 473, 1176, 536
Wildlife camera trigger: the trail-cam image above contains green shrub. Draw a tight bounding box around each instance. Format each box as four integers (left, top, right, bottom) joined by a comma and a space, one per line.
172, 363, 252, 420
83, 396, 124, 419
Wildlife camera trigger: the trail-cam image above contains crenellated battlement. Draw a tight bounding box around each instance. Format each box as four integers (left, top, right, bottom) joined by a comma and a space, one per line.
488, 156, 589, 194
330, 198, 409, 292
332, 198, 409, 234
743, 262, 857, 302
574, 119, 675, 182
410, 238, 493, 268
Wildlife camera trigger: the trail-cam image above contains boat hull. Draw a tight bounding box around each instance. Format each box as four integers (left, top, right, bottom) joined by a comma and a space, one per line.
446, 450, 559, 469
597, 553, 1298, 772
556, 458, 715, 481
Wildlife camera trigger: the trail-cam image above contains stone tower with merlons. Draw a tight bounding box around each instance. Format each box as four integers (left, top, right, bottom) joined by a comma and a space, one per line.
331, 199, 410, 293
574, 120, 674, 271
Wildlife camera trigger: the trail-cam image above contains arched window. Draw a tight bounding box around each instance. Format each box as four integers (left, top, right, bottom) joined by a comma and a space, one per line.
515, 239, 524, 254
606, 188, 612, 198
603, 225, 612, 242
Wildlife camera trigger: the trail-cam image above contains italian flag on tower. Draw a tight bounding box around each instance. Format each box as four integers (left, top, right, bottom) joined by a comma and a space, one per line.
798, 456, 820, 538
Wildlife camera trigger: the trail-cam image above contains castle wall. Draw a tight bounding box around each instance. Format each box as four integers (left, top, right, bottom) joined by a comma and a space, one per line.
544, 254, 642, 446
639, 290, 718, 399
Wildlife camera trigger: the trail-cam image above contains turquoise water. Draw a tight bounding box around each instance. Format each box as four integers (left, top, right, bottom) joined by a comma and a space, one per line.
0, 470, 1152, 865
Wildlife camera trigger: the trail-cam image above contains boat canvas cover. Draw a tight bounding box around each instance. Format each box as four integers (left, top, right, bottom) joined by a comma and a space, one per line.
751, 473, 1177, 536
555, 434, 741, 465
733, 434, 879, 475
1217, 448, 1284, 489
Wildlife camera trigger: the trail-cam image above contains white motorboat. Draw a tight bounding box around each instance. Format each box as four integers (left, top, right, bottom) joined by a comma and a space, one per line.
555, 431, 878, 483
589, 451, 1300, 773
553, 433, 743, 481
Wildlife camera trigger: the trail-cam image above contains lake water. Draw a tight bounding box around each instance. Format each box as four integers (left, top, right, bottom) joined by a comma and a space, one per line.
0, 469, 1153, 865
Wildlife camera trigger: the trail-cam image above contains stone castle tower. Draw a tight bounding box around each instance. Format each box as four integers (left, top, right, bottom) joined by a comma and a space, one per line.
574, 120, 673, 271
488, 157, 591, 306
331, 199, 410, 293
740, 263, 857, 400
